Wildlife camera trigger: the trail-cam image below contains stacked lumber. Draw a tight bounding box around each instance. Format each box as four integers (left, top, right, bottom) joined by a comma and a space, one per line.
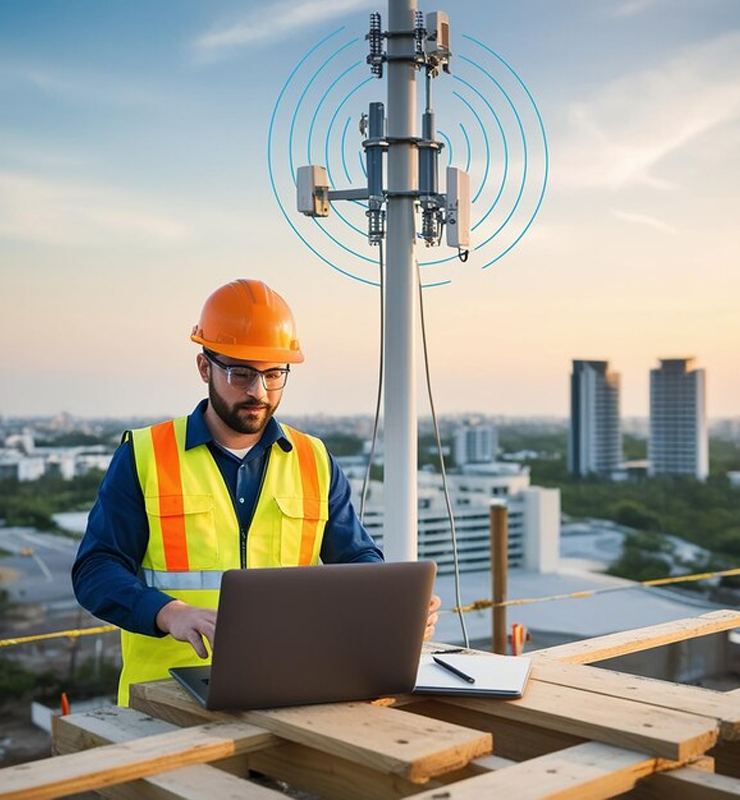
0, 609, 739, 799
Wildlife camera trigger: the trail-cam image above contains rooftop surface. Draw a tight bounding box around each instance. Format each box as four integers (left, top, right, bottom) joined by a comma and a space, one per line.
434, 562, 722, 647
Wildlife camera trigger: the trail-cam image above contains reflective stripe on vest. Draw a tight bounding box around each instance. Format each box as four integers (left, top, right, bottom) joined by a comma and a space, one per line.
141, 567, 224, 591
149, 419, 189, 571
117, 417, 331, 705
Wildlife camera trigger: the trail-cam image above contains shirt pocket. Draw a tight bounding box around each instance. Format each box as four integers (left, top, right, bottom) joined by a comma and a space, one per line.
273, 495, 329, 565
144, 494, 219, 570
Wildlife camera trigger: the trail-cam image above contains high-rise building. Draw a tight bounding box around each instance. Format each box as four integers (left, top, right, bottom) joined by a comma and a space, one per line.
351, 465, 560, 575
649, 358, 708, 480
568, 360, 622, 477
454, 421, 497, 466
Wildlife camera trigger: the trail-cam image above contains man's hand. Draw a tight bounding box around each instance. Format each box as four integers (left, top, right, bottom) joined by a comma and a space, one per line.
155, 600, 216, 659
424, 594, 442, 641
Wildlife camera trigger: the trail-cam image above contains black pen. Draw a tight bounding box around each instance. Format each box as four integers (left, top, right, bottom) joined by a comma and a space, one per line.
432, 656, 476, 684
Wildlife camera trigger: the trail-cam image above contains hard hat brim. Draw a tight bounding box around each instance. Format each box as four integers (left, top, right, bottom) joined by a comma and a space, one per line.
191, 333, 304, 364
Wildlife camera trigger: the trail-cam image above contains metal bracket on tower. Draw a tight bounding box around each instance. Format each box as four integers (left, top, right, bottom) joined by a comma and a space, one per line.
414, 11, 426, 58
366, 12, 384, 78
298, 7, 469, 253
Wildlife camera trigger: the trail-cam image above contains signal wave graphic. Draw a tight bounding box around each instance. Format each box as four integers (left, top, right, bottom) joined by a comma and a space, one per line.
268, 27, 548, 288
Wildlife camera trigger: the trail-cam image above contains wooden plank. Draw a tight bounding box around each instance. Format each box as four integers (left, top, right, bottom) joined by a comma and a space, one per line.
532, 660, 740, 741
129, 680, 230, 727
468, 749, 737, 800
533, 610, 740, 665
131, 679, 492, 784
403, 698, 589, 761
711, 741, 740, 779
53, 705, 456, 800
406, 741, 668, 799
438, 678, 719, 760
245, 700, 492, 783
709, 689, 740, 779
0, 718, 275, 800
624, 765, 740, 800
52, 706, 260, 779
246, 740, 457, 800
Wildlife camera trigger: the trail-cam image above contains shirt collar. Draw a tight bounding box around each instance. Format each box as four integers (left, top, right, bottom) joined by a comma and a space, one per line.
185, 399, 292, 453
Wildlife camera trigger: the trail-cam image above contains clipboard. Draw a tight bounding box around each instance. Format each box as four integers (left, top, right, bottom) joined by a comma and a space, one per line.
414, 652, 532, 698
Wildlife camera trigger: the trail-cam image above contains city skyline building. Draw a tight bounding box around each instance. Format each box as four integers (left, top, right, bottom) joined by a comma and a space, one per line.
568, 360, 623, 478
346, 463, 560, 576
454, 421, 498, 466
649, 358, 708, 481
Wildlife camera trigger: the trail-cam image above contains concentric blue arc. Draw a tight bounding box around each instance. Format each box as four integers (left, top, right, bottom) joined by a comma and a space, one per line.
291, 46, 376, 266
460, 122, 471, 173
325, 76, 374, 233
457, 56, 528, 246
437, 129, 453, 166
463, 35, 549, 270
340, 116, 353, 184
288, 36, 358, 185
268, 27, 379, 287
269, 27, 549, 286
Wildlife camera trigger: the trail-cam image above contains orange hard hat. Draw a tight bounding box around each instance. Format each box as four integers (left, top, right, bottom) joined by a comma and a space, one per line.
190, 279, 304, 363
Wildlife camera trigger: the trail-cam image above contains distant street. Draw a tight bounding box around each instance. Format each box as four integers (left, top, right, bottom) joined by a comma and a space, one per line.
0, 526, 79, 610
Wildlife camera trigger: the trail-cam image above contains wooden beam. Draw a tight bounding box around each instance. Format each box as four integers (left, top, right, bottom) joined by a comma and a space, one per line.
403, 698, 588, 761
405, 741, 667, 799
52, 706, 260, 778
702, 689, 740, 779
52, 709, 278, 800
246, 740, 458, 800
1, 718, 275, 800
130, 680, 492, 784
710, 742, 740, 780
129, 680, 229, 727
52, 706, 453, 800
533, 610, 740, 665
532, 661, 740, 741
623, 765, 740, 800
438, 677, 719, 760
469, 751, 726, 800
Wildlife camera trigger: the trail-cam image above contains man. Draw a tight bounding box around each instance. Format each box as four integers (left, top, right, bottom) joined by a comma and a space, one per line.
73, 279, 440, 705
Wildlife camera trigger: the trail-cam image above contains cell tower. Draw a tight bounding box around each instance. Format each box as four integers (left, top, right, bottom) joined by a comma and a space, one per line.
297, 1, 471, 562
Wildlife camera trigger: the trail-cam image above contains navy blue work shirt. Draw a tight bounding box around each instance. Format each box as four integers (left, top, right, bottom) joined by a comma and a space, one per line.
72, 400, 383, 637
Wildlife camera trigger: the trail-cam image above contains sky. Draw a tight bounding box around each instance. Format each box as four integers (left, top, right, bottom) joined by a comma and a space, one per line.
1, 0, 738, 420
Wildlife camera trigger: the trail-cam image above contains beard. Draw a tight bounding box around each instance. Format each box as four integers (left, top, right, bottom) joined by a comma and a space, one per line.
207, 380, 280, 435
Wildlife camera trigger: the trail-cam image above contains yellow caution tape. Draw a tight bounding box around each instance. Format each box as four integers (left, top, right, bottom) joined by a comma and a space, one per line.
443, 566, 740, 615
2, 566, 740, 648
0, 624, 117, 648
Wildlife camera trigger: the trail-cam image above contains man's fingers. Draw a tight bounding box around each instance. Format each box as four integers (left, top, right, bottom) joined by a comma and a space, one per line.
201, 621, 216, 652
187, 631, 209, 659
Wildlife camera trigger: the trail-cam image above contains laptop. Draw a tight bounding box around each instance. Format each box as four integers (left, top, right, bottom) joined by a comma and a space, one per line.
170, 561, 436, 710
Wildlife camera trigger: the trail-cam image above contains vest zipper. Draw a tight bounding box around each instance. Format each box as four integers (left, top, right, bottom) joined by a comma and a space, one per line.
244, 450, 271, 568
205, 444, 246, 570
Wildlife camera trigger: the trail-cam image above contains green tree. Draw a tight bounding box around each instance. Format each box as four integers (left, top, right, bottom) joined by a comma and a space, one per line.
607, 548, 671, 582
609, 500, 661, 532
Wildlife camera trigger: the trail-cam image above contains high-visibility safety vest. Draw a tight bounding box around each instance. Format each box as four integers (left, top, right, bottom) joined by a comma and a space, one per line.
118, 416, 331, 705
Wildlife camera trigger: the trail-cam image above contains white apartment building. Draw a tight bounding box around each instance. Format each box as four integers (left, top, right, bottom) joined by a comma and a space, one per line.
568, 360, 622, 477
649, 358, 708, 481
348, 463, 560, 576
0, 443, 112, 482
454, 422, 498, 466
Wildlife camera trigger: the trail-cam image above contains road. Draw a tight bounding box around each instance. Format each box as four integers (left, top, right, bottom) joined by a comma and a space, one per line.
0, 526, 79, 610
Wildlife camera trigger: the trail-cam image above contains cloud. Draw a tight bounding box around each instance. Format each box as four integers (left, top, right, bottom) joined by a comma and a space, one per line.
195, 0, 375, 57
555, 30, 740, 192
612, 209, 676, 234
0, 61, 161, 107
0, 171, 189, 246
609, 0, 663, 17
